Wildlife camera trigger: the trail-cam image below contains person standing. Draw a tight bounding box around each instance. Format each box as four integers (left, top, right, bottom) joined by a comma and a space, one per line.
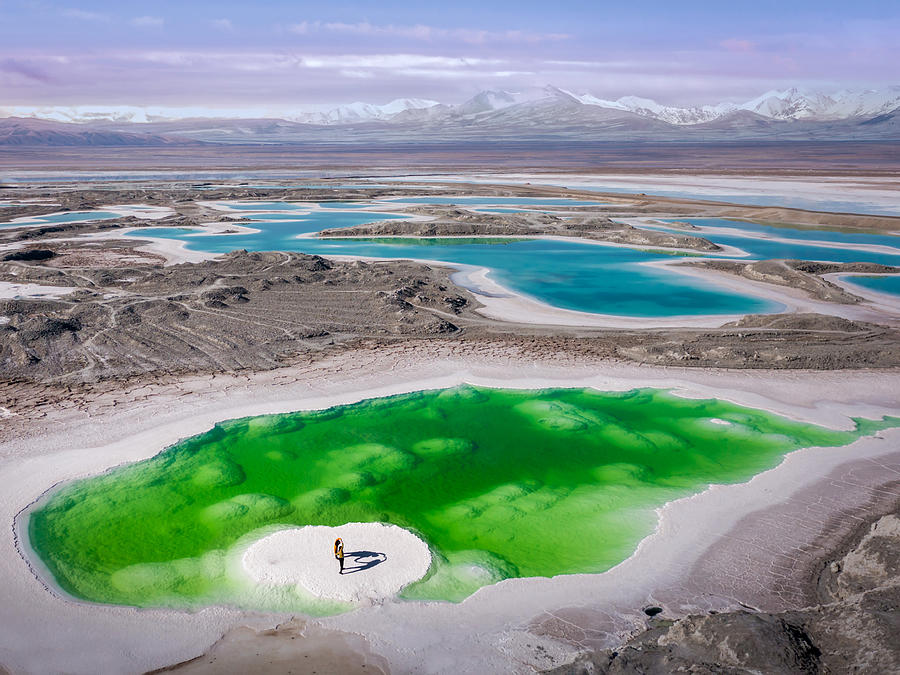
334, 537, 345, 575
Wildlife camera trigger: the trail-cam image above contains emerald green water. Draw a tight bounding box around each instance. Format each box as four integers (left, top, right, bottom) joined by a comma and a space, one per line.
29, 387, 896, 613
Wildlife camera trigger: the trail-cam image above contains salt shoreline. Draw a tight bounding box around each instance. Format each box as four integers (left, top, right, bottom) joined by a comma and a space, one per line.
1, 346, 898, 673
397, 172, 900, 216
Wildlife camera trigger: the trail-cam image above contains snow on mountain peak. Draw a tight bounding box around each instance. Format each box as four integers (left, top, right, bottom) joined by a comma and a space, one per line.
2, 86, 898, 128
738, 87, 900, 120
458, 86, 573, 112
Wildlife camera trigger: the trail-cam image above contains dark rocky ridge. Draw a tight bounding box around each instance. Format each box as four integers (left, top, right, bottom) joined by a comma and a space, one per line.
546, 510, 900, 674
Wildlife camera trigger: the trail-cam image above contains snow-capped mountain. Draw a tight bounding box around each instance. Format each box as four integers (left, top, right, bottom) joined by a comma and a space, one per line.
0, 98, 441, 126
0, 105, 174, 124
286, 98, 440, 125
450, 86, 730, 125
557, 87, 900, 124
2, 85, 899, 145
738, 87, 900, 121
562, 92, 736, 125
3, 87, 898, 128
455, 86, 579, 115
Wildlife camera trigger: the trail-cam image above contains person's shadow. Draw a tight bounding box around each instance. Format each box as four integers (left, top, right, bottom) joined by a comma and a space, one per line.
342, 550, 387, 574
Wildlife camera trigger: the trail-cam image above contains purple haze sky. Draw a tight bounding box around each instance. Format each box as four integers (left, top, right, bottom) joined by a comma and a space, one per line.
1, 0, 898, 108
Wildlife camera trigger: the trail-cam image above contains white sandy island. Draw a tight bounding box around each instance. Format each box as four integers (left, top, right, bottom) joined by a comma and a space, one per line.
242, 523, 431, 603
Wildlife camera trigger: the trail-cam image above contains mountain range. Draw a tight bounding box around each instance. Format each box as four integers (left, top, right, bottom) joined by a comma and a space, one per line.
2, 85, 898, 146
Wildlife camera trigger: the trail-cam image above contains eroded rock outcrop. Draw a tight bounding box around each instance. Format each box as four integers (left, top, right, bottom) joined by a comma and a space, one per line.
547, 512, 900, 674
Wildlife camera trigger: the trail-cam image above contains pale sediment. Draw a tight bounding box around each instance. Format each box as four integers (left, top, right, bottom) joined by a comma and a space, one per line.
242, 523, 431, 604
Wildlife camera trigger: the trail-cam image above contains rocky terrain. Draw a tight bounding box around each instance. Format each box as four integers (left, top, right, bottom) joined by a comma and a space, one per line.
2, 178, 900, 386
0, 249, 471, 381
4, 233, 900, 386
3, 182, 898, 236
319, 208, 723, 252
683, 259, 900, 304
547, 509, 900, 674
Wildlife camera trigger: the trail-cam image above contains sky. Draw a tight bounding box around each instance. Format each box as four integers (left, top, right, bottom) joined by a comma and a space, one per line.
1, 0, 898, 110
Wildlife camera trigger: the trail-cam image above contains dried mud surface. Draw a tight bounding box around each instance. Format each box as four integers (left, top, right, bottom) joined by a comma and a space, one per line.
0, 249, 471, 381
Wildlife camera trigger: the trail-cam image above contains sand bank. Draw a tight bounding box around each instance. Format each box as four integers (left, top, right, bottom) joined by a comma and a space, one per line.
102, 204, 174, 220
242, 523, 431, 603
826, 272, 900, 313
1, 344, 898, 673
110, 230, 220, 265
0, 281, 79, 300
625, 216, 900, 256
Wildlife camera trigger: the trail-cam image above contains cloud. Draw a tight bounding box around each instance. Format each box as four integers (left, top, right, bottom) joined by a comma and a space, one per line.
298, 54, 502, 70
720, 38, 755, 53
62, 8, 109, 22
287, 21, 568, 44
0, 58, 55, 83
131, 16, 164, 28
211, 18, 234, 32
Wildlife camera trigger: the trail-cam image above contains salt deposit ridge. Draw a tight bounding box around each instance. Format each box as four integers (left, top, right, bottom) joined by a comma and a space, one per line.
242, 523, 432, 603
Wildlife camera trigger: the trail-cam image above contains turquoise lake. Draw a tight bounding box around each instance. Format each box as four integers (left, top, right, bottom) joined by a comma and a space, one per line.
0, 211, 120, 228
845, 275, 900, 296
128, 202, 779, 317
659, 219, 900, 267
5, 197, 887, 317
129, 228, 777, 317
661, 218, 900, 250
126, 201, 900, 316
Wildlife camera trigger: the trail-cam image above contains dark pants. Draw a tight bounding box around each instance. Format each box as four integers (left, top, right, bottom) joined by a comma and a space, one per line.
338, 556, 344, 574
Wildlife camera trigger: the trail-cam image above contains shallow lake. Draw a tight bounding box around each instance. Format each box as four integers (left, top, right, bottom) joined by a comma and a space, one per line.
120, 200, 900, 314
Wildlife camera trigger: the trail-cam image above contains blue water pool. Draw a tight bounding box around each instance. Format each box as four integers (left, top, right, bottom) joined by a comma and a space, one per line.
845, 275, 900, 297
126, 201, 900, 317
0, 211, 120, 228
659, 219, 900, 267
129, 216, 777, 317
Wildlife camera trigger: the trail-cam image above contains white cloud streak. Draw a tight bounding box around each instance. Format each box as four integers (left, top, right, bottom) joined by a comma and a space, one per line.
211, 18, 234, 32
131, 16, 164, 28
288, 21, 568, 44
62, 8, 109, 22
